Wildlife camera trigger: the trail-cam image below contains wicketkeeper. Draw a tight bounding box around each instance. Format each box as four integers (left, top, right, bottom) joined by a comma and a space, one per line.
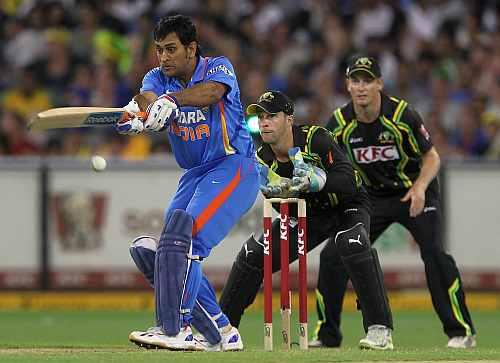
218, 90, 394, 350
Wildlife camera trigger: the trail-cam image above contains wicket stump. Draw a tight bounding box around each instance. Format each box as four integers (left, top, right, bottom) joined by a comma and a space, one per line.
263, 198, 308, 351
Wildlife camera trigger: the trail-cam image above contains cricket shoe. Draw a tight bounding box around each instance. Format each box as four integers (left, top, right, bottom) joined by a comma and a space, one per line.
129, 326, 162, 349
308, 337, 341, 348
194, 326, 244, 352
193, 336, 222, 352
359, 325, 393, 350
129, 326, 201, 351
447, 335, 476, 348
308, 338, 325, 348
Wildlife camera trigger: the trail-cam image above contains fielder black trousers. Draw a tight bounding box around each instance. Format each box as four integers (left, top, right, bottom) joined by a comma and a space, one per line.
315, 191, 475, 345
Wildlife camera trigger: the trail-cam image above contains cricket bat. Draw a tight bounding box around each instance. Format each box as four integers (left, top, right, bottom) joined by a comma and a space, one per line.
28, 107, 145, 131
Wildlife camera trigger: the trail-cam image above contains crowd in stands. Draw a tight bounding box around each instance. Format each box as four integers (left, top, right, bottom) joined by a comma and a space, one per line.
1, 0, 499, 160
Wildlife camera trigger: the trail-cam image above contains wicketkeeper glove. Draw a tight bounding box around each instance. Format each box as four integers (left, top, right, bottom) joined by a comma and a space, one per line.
288, 147, 327, 193
259, 164, 294, 198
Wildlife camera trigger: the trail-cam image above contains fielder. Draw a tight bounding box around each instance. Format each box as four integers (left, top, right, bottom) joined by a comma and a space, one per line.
117, 15, 259, 351
313, 55, 476, 349
219, 90, 394, 350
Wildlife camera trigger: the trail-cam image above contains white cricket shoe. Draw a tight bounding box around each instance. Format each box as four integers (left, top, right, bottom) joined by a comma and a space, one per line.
220, 326, 244, 351
129, 326, 200, 351
194, 326, 244, 352
359, 325, 394, 350
129, 326, 162, 349
193, 336, 222, 352
308, 338, 325, 348
308, 338, 341, 348
447, 335, 476, 348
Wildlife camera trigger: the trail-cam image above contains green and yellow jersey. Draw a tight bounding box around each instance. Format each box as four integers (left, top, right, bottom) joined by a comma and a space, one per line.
326, 93, 437, 197
257, 125, 367, 215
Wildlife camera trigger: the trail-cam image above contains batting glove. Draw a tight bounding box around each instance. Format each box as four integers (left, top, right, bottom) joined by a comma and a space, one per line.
288, 147, 327, 193
259, 164, 294, 198
144, 94, 180, 131
116, 100, 145, 134
124, 99, 141, 114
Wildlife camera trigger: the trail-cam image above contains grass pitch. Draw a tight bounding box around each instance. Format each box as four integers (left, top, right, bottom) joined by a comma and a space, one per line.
0, 310, 498, 362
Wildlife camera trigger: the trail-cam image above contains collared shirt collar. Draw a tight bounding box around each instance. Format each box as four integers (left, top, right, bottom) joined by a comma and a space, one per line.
345, 91, 390, 121
190, 56, 208, 84
168, 56, 208, 88
379, 92, 392, 118
292, 124, 305, 147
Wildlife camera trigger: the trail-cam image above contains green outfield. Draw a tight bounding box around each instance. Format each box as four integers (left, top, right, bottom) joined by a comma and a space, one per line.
0, 310, 499, 362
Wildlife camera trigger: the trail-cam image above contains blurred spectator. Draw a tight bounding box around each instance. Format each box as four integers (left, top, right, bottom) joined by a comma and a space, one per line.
241, 69, 267, 107
352, 0, 395, 48
3, 7, 47, 69
0, 111, 39, 155
43, 30, 73, 105
71, 2, 100, 62
1, 66, 52, 119
450, 103, 490, 157
90, 61, 133, 107
485, 113, 500, 159
0, 133, 8, 155
60, 130, 91, 156
0, 0, 498, 161
65, 63, 93, 106
120, 134, 152, 160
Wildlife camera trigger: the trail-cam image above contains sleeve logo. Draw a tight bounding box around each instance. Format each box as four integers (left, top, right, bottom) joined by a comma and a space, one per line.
207, 64, 234, 77
419, 124, 430, 141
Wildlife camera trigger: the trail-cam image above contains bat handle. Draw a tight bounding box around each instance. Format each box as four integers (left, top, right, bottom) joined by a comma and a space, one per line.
121, 111, 147, 122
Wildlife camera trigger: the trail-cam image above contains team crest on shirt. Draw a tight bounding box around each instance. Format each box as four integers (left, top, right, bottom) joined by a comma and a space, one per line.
378, 131, 394, 144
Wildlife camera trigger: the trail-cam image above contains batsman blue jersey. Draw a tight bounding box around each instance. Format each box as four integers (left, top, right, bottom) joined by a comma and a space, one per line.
140, 56, 255, 169
139, 55, 259, 335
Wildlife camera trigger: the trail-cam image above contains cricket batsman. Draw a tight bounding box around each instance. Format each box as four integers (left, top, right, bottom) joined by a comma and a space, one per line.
116, 14, 259, 351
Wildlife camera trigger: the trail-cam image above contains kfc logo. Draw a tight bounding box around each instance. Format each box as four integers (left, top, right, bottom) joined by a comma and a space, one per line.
280, 214, 288, 241
353, 145, 400, 163
297, 228, 305, 256
263, 228, 271, 256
